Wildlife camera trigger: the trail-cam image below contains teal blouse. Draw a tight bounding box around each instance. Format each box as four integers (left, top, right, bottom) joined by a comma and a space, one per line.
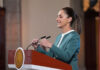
36, 31, 80, 70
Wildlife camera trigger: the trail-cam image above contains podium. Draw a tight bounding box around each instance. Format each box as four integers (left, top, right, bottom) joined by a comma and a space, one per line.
8, 48, 72, 70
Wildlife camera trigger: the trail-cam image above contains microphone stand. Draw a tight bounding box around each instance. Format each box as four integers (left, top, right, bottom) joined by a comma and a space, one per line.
26, 36, 51, 50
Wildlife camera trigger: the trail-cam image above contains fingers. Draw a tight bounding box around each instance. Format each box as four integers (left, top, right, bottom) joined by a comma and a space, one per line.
32, 38, 52, 49
32, 39, 38, 44
32, 39, 39, 49
39, 38, 46, 46
39, 39, 52, 48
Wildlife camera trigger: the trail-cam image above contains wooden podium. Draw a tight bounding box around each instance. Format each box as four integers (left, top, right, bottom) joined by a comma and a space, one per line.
8, 48, 72, 70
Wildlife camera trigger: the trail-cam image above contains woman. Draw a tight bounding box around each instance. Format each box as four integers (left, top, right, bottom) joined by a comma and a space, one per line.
32, 7, 81, 70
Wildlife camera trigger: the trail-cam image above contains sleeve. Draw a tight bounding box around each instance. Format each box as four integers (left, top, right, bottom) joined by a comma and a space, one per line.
36, 34, 61, 57
50, 38, 80, 62
36, 46, 54, 57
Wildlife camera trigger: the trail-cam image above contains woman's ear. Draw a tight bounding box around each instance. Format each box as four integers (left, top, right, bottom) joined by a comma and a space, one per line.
68, 17, 72, 23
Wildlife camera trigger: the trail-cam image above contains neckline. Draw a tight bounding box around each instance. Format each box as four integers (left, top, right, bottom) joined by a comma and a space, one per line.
62, 30, 74, 36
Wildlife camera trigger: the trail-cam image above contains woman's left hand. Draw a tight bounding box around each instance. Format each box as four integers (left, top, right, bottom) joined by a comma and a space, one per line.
39, 38, 52, 48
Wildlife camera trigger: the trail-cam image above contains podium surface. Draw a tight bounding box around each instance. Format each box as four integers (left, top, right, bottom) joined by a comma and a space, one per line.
8, 49, 72, 70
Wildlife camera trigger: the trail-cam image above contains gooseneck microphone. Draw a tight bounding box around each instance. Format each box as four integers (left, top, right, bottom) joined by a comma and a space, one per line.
26, 36, 51, 50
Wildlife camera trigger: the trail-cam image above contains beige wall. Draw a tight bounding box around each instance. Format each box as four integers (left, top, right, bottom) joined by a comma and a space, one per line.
0, 0, 3, 7
21, 0, 70, 49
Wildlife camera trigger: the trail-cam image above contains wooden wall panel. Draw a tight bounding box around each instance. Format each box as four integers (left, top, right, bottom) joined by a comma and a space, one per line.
0, 7, 5, 70
84, 8, 99, 70
98, 18, 100, 70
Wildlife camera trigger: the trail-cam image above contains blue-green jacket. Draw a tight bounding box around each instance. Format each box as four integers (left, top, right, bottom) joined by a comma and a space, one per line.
36, 31, 80, 70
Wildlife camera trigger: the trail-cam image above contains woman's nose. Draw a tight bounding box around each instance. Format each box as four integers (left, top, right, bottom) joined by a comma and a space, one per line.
56, 17, 58, 21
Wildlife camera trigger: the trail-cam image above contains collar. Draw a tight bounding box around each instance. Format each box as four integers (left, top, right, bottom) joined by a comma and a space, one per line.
62, 30, 74, 36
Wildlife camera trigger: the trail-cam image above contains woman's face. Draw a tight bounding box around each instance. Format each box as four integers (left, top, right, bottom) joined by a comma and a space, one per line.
56, 10, 70, 28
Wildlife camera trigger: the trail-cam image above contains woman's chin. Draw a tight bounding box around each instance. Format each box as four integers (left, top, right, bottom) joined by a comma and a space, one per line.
57, 25, 62, 28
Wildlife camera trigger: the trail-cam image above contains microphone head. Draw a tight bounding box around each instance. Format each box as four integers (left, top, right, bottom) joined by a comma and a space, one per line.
46, 36, 51, 39
40, 36, 46, 39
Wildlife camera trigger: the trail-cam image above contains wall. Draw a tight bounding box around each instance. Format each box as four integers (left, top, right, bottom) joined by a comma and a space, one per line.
21, 0, 70, 49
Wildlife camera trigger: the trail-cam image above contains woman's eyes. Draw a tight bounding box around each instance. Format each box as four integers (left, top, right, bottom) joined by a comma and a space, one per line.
59, 16, 63, 18
58, 15, 63, 18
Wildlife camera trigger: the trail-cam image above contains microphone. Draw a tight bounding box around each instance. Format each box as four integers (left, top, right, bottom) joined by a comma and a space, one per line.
46, 36, 51, 39
40, 36, 46, 39
26, 36, 51, 50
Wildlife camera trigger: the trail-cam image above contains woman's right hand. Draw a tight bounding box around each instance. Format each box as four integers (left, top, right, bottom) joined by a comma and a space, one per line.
32, 39, 39, 49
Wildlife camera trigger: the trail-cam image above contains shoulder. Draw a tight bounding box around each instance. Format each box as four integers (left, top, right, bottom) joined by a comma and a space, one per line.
66, 31, 80, 40
66, 31, 80, 48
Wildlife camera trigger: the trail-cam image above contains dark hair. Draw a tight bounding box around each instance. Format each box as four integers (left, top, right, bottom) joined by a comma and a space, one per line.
62, 7, 81, 34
